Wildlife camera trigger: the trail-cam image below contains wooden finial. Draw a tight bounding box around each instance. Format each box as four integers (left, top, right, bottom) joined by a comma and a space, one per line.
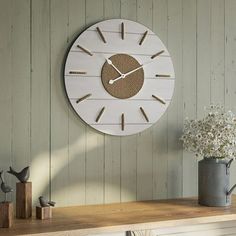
96, 107, 105, 122
76, 94, 91, 103
152, 95, 166, 104
77, 45, 93, 56
139, 31, 148, 45
140, 107, 149, 122
121, 113, 124, 131
151, 50, 165, 59
96, 27, 107, 43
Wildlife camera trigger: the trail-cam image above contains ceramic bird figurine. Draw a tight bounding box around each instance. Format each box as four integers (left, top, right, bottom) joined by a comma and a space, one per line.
7, 166, 30, 183
39, 196, 56, 208
0, 171, 13, 202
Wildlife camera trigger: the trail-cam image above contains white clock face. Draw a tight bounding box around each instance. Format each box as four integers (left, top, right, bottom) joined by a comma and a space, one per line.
64, 19, 175, 136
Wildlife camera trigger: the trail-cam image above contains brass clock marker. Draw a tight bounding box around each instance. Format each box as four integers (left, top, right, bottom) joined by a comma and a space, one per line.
96, 27, 106, 43
96, 106, 105, 122
140, 107, 149, 122
121, 113, 125, 131
151, 50, 165, 59
121, 22, 125, 40
152, 95, 166, 105
76, 94, 91, 103
69, 71, 87, 75
155, 74, 170, 78
139, 31, 148, 45
77, 45, 93, 56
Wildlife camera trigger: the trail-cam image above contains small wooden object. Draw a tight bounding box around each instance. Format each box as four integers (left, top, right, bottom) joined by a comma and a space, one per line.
156, 74, 171, 78
16, 182, 32, 219
69, 71, 87, 75
121, 22, 124, 40
139, 30, 148, 45
96, 27, 106, 43
0, 202, 13, 228
151, 50, 165, 59
36, 206, 52, 220
77, 45, 93, 56
76, 93, 91, 103
140, 107, 149, 122
121, 113, 124, 131
96, 106, 105, 122
152, 94, 166, 105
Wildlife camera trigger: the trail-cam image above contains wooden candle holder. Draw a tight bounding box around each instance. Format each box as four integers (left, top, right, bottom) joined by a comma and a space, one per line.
16, 182, 32, 219
0, 202, 13, 228
36, 206, 52, 220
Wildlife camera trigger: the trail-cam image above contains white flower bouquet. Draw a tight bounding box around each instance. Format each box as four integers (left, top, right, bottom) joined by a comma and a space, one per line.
181, 105, 236, 159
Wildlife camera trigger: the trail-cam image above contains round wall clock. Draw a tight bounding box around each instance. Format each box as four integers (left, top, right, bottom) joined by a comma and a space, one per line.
64, 19, 175, 136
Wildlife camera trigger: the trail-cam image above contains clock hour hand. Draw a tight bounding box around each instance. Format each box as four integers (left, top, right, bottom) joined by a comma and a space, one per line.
106, 58, 124, 76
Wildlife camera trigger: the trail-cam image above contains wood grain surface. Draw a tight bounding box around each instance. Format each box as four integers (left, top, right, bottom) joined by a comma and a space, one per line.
1, 196, 236, 235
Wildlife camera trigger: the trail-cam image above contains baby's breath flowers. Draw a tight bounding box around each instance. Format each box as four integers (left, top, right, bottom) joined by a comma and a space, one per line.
180, 105, 236, 159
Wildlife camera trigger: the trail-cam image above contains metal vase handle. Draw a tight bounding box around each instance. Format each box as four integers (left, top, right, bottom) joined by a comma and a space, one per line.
226, 158, 236, 196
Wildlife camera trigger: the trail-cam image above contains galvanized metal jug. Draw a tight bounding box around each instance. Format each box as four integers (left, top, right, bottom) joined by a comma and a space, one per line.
198, 157, 236, 206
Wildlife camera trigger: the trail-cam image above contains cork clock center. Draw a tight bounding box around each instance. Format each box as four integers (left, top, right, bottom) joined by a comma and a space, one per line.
101, 54, 144, 99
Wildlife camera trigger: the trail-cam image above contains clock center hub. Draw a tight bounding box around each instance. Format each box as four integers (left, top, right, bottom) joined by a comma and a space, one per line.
101, 54, 144, 99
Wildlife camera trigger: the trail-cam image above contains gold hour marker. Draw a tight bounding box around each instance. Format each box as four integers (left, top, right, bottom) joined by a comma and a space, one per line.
96, 27, 106, 43
121, 22, 125, 40
76, 94, 91, 103
77, 45, 93, 56
139, 31, 148, 45
140, 107, 149, 122
121, 113, 125, 131
152, 95, 166, 105
155, 74, 171, 78
69, 71, 87, 75
151, 50, 165, 59
96, 106, 105, 122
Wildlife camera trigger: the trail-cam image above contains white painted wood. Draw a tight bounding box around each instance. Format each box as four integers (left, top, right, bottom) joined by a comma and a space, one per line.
167, 0, 183, 198
104, 0, 122, 204
65, 52, 174, 78
120, 0, 138, 203
182, 0, 197, 197
136, 0, 154, 201
67, 0, 86, 206
50, 0, 70, 207
11, 0, 31, 200
225, 0, 236, 195
31, 0, 51, 206
152, 0, 169, 200
85, 0, 105, 205
65, 77, 174, 100
0, 0, 12, 202
64, 19, 175, 136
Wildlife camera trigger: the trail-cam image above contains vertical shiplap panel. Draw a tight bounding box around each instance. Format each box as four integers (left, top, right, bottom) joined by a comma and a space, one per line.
210, 0, 225, 105
104, 0, 121, 204
12, 0, 31, 191
67, 0, 86, 206
197, 0, 211, 118
120, 0, 137, 202
152, 0, 168, 200
136, 0, 153, 201
85, 0, 105, 205
31, 0, 50, 205
225, 0, 236, 193
0, 0, 12, 202
182, 0, 197, 197
50, 0, 69, 206
167, 0, 183, 198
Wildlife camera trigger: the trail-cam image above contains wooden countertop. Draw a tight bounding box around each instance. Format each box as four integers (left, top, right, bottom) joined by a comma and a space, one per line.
1, 196, 236, 236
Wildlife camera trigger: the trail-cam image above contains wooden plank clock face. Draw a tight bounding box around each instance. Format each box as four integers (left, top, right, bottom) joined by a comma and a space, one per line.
64, 19, 175, 136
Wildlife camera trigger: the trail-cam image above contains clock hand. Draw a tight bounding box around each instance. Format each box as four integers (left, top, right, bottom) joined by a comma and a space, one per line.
108, 59, 155, 84
106, 58, 124, 76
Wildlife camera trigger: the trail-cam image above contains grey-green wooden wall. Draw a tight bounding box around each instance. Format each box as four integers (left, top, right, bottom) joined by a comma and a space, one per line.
0, 0, 236, 207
